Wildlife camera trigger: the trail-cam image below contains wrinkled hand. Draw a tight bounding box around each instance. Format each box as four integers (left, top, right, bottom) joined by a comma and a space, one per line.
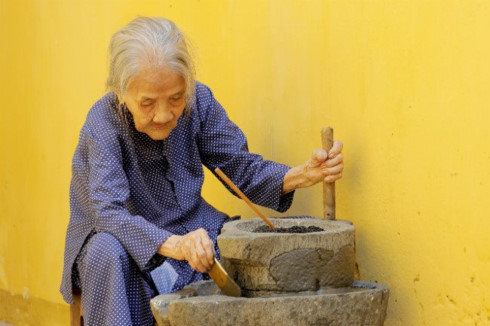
158, 228, 215, 273
282, 141, 344, 194
304, 141, 344, 185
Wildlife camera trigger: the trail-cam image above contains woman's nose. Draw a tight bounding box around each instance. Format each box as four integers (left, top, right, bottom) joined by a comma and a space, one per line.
153, 104, 174, 124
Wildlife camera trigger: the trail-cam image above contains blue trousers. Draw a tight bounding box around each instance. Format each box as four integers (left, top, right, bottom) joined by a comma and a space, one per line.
74, 232, 212, 326
74, 233, 157, 326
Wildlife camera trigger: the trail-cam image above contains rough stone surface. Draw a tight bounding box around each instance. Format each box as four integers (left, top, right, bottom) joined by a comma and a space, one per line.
150, 281, 224, 326
151, 280, 389, 326
218, 218, 356, 291
270, 248, 332, 291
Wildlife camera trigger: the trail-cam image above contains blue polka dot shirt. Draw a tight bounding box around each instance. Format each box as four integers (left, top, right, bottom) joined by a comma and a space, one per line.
60, 82, 294, 303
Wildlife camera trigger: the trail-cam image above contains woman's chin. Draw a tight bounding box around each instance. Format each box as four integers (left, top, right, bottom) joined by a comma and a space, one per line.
147, 129, 171, 141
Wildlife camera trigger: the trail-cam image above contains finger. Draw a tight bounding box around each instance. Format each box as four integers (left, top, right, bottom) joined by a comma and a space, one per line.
328, 141, 343, 158
195, 244, 210, 272
325, 153, 343, 168
189, 244, 207, 273
324, 172, 342, 183
191, 229, 213, 271
184, 232, 207, 272
310, 149, 328, 166
201, 230, 216, 269
324, 163, 344, 176
200, 235, 215, 267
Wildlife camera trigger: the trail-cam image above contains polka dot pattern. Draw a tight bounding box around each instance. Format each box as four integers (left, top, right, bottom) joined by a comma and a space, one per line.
60, 82, 295, 324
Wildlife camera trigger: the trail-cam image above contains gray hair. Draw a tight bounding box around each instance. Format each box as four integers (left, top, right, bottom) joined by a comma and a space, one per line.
106, 17, 195, 111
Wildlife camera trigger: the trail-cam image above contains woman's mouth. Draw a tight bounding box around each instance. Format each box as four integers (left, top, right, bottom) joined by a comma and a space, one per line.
152, 123, 170, 130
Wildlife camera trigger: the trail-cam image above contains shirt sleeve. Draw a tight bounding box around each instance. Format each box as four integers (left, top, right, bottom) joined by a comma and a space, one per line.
80, 130, 172, 270
195, 85, 294, 212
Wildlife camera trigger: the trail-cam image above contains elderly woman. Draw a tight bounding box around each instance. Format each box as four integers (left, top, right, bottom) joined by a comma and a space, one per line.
60, 17, 343, 325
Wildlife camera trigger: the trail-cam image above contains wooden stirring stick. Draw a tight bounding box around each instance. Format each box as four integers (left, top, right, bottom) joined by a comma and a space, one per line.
214, 168, 275, 228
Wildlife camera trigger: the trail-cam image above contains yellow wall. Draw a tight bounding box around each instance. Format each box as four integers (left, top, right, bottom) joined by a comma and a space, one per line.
1, 0, 489, 325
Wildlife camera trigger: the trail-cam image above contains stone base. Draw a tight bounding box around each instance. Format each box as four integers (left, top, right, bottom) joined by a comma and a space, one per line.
151, 281, 389, 326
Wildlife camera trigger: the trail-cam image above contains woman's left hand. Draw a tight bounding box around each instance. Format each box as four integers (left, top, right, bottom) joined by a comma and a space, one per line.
282, 141, 344, 194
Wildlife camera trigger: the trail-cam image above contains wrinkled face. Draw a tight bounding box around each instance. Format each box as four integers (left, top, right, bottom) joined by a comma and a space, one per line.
122, 66, 186, 140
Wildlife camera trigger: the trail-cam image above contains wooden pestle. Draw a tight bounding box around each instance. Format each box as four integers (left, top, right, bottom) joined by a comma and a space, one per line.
321, 127, 336, 220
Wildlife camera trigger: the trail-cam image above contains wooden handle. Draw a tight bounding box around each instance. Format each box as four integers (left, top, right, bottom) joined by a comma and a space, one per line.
322, 127, 336, 220
215, 168, 275, 228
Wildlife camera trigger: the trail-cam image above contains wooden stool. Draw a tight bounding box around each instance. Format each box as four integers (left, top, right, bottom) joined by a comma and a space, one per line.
71, 288, 84, 326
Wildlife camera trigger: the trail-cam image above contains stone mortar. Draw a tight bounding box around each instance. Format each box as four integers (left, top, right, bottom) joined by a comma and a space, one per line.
218, 217, 356, 292
151, 280, 389, 326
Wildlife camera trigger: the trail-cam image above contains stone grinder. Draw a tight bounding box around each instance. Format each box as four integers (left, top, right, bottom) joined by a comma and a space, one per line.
151, 128, 389, 326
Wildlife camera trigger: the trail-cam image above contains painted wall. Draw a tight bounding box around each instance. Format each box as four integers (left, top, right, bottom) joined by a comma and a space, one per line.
1, 0, 489, 325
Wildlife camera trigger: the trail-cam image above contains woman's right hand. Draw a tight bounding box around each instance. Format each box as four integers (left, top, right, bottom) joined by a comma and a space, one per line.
158, 228, 215, 273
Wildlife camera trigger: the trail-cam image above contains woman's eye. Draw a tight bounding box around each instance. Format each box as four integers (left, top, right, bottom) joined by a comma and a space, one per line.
170, 95, 184, 105
140, 101, 154, 107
